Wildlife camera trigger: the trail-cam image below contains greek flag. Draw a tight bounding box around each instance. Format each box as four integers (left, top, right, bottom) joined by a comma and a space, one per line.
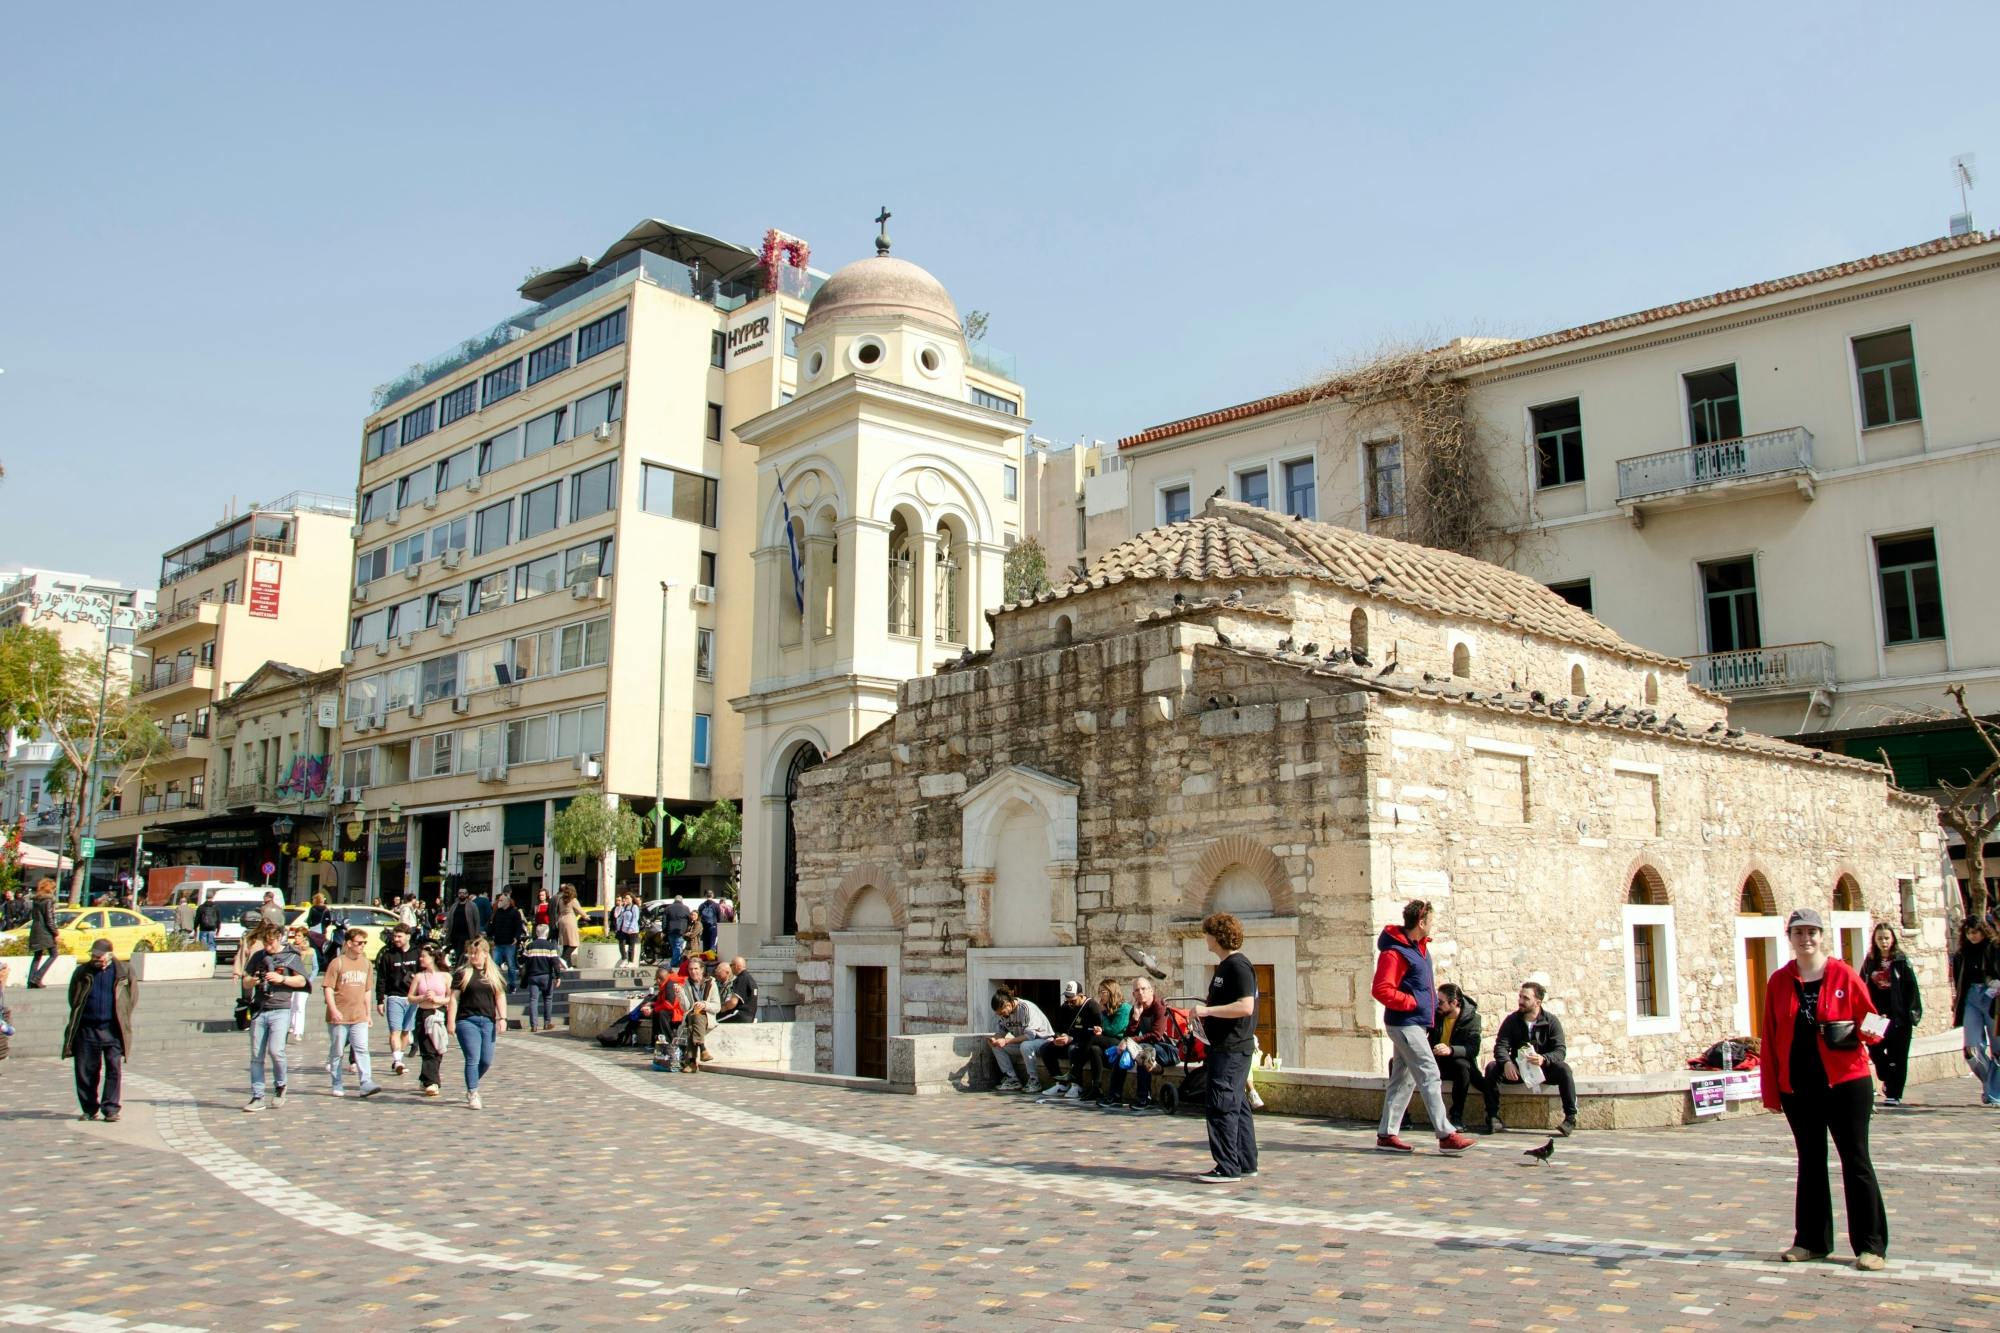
777, 468, 806, 615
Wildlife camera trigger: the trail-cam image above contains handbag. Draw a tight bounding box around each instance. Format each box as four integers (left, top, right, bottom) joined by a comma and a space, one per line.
233, 996, 254, 1030
1820, 1020, 1859, 1050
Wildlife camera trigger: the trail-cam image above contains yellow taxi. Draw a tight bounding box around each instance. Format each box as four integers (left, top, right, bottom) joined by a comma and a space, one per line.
0, 906, 168, 960
284, 904, 401, 961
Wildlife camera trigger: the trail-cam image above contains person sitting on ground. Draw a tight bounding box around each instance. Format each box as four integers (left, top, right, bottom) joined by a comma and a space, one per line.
987, 985, 1055, 1094
1038, 981, 1106, 1100
1430, 983, 1486, 1132
1099, 976, 1175, 1112
1481, 980, 1579, 1136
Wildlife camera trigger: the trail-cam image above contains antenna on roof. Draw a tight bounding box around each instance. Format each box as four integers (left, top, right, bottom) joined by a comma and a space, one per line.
1949, 153, 1977, 236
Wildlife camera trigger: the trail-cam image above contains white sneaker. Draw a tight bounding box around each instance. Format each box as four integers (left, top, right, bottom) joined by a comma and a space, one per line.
467, 1090, 483, 1110
1063, 1084, 1083, 1100
329, 1087, 348, 1098
995, 1077, 1023, 1092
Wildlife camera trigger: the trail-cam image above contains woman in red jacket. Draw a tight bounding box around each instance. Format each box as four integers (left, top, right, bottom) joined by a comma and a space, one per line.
1759, 907, 1888, 1271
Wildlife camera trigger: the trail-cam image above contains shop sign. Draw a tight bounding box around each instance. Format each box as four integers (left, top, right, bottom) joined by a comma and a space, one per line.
456, 806, 500, 854
249, 557, 282, 618
725, 308, 774, 367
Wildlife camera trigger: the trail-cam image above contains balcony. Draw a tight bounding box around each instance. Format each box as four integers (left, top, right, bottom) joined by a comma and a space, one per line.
1615, 427, 1816, 525
167, 722, 211, 751
138, 792, 204, 815
1687, 642, 1836, 699
139, 661, 214, 697
142, 596, 228, 640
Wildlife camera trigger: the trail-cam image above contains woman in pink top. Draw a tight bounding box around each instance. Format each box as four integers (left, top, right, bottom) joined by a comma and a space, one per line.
408, 946, 452, 1098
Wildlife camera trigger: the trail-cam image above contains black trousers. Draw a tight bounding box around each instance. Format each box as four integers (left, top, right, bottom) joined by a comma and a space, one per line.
1483, 1056, 1578, 1118
415, 1014, 446, 1089
1781, 1077, 1887, 1257
1867, 1022, 1914, 1100
73, 1024, 123, 1116
1205, 1049, 1258, 1177
1438, 1055, 1482, 1122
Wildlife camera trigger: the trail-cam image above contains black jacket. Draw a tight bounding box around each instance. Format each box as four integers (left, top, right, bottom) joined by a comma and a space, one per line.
375, 943, 421, 1000
1861, 952, 1922, 1026
1951, 937, 1999, 1024
1058, 998, 1105, 1043
488, 905, 526, 947
1493, 1009, 1567, 1066
1427, 995, 1483, 1064
27, 895, 58, 950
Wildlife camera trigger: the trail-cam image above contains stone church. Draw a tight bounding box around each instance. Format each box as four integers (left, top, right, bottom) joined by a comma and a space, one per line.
786, 495, 1952, 1079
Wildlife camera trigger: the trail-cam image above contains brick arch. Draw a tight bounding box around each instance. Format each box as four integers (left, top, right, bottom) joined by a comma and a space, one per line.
1617, 851, 1675, 906
1832, 870, 1863, 914
830, 861, 907, 931
1736, 866, 1777, 916
1181, 835, 1296, 919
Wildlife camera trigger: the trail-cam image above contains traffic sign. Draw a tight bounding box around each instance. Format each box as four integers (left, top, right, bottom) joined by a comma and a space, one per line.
634, 847, 663, 874
79, 837, 96, 859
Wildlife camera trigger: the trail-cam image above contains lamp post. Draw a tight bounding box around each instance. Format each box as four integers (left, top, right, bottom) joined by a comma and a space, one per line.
655, 581, 678, 901
75, 623, 147, 906
272, 815, 296, 898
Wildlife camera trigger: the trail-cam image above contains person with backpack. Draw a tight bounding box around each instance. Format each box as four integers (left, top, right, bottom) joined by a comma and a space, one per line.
697, 889, 722, 956
1373, 899, 1478, 1156
194, 895, 221, 953
614, 894, 642, 964
520, 925, 563, 1031
1861, 922, 1922, 1105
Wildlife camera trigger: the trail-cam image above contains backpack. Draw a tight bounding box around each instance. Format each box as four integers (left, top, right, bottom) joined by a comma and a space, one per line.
1162, 1005, 1207, 1064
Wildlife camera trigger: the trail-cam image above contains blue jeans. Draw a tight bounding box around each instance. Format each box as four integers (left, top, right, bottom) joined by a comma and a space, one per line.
455, 1015, 495, 1092
493, 944, 518, 991
1964, 985, 2000, 1103
197, 930, 217, 952
248, 1010, 290, 1098
327, 1021, 373, 1093
668, 933, 686, 968
993, 1037, 1050, 1086
526, 979, 555, 1028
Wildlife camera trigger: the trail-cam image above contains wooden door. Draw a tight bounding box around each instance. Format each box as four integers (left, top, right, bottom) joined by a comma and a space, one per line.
854, 966, 888, 1080
1744, 938, 1769, 1038
1252, 964, 1277, 1061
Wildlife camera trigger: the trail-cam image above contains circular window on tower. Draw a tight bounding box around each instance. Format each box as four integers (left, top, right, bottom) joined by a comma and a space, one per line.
850, 337, 886, 370
804, 348, 825, 379
916, 343, 944, 377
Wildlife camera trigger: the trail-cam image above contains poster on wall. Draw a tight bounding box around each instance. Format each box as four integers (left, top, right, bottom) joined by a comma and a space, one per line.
249, 557, 282, 618
1690, 1075, 1726, 1116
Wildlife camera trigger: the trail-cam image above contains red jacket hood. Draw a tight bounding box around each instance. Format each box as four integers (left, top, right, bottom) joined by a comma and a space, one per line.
1378, 924, 1426, 954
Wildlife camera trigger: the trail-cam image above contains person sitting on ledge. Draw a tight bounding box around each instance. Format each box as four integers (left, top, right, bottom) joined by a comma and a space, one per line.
1430, 983, 1486, 1132
1039, 981, 1106, 1100
1099, 975, 1176, 1113
1081, 979, 1133, 1101
1481, 980, 1578, 1136
988, 985, 1055, 1093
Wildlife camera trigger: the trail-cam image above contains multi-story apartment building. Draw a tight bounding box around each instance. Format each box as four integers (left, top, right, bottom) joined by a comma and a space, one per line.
211, 663, 345, 900
342, 217, 1031, 910
0, 569, 153, 855
95, 492, 355, 880
1111, 229, 2000, 892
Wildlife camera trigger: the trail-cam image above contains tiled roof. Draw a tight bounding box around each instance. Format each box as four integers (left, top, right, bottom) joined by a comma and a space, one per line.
1118, 231, 1998, 450
1003, 496, 1683, 668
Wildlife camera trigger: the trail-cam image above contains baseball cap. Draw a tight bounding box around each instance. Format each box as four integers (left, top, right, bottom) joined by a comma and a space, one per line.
89, 939, 114, 956
1785, 908, 1825, 932
1061, 980, 1082, 1000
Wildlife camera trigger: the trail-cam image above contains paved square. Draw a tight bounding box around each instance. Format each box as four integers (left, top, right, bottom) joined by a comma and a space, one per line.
3, 1027, 1996, 1331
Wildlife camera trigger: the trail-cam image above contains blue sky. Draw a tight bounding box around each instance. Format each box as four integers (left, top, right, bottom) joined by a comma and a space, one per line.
5, 2, 1996, 588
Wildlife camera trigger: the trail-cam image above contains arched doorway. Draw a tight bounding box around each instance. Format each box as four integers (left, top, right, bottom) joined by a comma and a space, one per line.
780, 743, 823, 935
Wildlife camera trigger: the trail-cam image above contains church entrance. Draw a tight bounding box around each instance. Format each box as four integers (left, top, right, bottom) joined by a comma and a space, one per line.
780, 744, 823, 936
854, 966, 889, 1079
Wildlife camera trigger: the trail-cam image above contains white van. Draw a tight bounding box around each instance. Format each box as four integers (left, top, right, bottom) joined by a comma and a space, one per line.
199, 883, 287, 959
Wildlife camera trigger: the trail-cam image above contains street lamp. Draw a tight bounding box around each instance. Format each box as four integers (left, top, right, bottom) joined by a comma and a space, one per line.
76, 625, 148, 906
654, 581, 678, 901
272, 815, 296, 897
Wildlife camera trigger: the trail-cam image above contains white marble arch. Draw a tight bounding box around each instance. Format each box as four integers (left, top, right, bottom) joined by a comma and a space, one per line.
870, 452, 996, 538
956, 765, 1079, 948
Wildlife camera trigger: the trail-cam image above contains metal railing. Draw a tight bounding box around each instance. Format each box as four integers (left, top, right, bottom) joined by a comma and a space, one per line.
1616, 427, 1814, 503
260, 490, 358, 521
1687, 642, 1836, 697
139, 792, 204, 815
141, 660, 206, 694
154, 588, 241, 628
224, 782, 271, 807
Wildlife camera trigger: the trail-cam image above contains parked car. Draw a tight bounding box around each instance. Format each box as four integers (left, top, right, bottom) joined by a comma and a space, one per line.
284, 903, 400, 960
0, 906, 167, 960
201, 884, 288, 960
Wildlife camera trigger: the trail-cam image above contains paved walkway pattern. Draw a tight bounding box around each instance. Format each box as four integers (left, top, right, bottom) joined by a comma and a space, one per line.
3, 1029, 1997, 1330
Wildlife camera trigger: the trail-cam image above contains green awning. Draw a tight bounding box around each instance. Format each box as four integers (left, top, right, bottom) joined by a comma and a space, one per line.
504, 800, 545, 846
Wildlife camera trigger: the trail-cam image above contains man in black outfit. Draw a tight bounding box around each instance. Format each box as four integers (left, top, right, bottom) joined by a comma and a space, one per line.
1191, 912, 1259, 1183
1482, 981, 1578, 1136
1036, 981, 1105, 1099
63, 940, 137, 1122
1430, 983, 1485, 1131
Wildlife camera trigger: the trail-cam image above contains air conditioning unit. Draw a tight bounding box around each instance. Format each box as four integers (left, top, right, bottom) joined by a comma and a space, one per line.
349, 523, 365, 539
593, 422, 614, 442
369, 713, 386, 730
339, 648, 356, 666
451, 694, 472, 714
498, 686, 521, 708
442, 548, 465, 569
573, 753, 601, 778
422, 495, 439, 510
351, 717, 370, 734
692, 584, 715, 605
326, 785, 346, 803
570, 576, 606, 601
396, 632, 414, 650
407, 703, 425, 720
466, 475, 484, 493
353, 584, 371, 603
437, 615, 456, 637
373, 641, 391, 657
386, 509, 402, 526
403, 563, 421, 580
478, 766, 506, 783
349, 785, 365, 804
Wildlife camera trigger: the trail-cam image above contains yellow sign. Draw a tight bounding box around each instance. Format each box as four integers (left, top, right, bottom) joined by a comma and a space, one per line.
634, 848, 663, 874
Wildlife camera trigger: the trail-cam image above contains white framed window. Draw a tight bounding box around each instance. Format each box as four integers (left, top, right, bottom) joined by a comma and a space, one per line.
1234, 466, 1270, 509
1621, 902, 1679, 1036
695, 628, 714, 681
1156, 478, 1193, 526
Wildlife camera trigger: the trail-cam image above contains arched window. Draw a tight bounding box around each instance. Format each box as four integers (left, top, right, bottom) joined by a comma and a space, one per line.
1627, 866, 1668, 905
1738, 871, 1775, 916
1832, 873, 1862, 913
1570, 663, 1587, 695
887, 513, 915, 636
779, 513, 806, 648
1451, 643, 1471, 678
1625, 866, 1672, 1023
780, 743, 824, 936
1349, 607, 1369, 658
1053, 615, 1073, 646
934, 521, 963, 645
810, 506, 838, 639
1644, 672, 1659, 705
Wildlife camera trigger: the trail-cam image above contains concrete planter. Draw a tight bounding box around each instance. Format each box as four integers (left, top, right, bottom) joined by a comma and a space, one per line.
131, 949, 217, 982
13, 954, 78, 988
573, 942, 622, 970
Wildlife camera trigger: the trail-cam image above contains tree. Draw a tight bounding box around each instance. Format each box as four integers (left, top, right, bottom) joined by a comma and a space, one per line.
680, 800, 742, 900
961, 310, 989, 343
550, 788, 646, 872
10, 634, 166, 902
0, 625, 63, 739
1936, 684, 2000, 921
1003, 537, 1052, 604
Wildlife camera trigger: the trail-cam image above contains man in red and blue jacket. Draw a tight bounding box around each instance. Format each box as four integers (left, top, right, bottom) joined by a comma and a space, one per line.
1372, 899, 1478, 1156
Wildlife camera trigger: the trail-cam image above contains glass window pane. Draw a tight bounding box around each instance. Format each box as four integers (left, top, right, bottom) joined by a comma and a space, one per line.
520, 483, 560, 540
577, 309, 627, 362
580, 705, 605, 755
1236, 469, 1269, 508
524, 408, 566, 457
475, 501, 512, 555
515, 555, 560, 600
438, 382, 477, 426
527, 338, 570, 386
584, 617, 608, 665
481, 359, 522, 407
570, 462, 615, 521
479, 427, 521, 475
572, 385, 622, 438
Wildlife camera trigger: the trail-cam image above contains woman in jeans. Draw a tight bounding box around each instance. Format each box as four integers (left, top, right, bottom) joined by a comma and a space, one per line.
1861, 922, 1922, 1105
449, 935, 508, 1109
1759, 908, 1888, 1271
25, 880, 60, 988
408, 945, 452, 1099
1949, 919, 2000, 1105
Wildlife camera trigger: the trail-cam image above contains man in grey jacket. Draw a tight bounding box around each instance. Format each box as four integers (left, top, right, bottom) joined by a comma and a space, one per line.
987, 987, 1055, 1094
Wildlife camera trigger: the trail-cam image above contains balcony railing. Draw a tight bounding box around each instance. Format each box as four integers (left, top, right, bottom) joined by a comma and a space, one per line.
1687, 642, 1836, 697
968, 342, 1016, 380
1616, 427, 1815, 503
152, 591, 238, 631
141, 661, 209, 695
139, 792, 204, 815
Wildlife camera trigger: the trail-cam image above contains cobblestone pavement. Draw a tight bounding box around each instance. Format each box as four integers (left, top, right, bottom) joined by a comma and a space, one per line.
4, 1031, 1999, 1331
